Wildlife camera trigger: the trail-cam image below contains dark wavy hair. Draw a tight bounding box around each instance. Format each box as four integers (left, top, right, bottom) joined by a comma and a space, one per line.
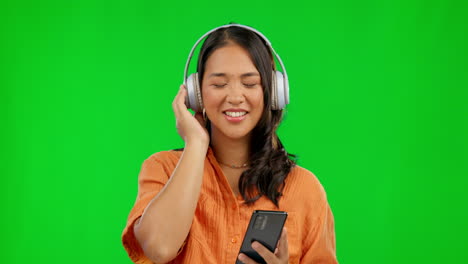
197, 25, 296, 207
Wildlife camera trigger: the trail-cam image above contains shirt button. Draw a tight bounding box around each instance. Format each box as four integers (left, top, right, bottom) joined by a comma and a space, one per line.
231, 237, 237, 243
232, 204, 237, 210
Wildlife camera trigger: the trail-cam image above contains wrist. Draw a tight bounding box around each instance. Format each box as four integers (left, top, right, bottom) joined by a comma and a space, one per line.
184, 140, 209, 153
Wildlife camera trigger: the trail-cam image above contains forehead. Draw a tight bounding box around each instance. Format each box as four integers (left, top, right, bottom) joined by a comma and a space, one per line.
204, 43, 259, 76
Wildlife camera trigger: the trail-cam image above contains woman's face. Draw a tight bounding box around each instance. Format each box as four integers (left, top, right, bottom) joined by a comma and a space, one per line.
201, 43, 264, 141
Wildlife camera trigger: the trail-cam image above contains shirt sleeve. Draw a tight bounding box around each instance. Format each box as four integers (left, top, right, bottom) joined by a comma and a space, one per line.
300, 200, 338, 263
121, 152, 174, 264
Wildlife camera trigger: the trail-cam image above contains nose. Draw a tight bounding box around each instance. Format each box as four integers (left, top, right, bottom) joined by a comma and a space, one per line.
226, 84, 245, 105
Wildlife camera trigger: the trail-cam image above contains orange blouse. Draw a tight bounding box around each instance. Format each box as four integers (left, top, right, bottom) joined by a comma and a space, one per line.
122, 148, 337, 263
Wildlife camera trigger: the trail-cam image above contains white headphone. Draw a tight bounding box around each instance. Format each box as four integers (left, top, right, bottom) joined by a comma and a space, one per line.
183, 24, 290, 112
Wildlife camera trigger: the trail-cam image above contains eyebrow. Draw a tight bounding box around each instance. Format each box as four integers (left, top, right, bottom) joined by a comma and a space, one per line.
207, 72, 260, 78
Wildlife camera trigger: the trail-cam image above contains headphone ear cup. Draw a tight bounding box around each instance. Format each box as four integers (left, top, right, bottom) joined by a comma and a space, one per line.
186, 73, 204, 112
271, 70, 286, 110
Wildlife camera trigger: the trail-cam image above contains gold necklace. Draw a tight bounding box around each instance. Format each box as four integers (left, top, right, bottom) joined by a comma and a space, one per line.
217, 160, 249, 169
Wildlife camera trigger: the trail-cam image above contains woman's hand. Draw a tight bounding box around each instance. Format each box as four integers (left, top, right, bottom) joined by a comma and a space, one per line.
172, 84, 209, 147
238, 228, 289, 264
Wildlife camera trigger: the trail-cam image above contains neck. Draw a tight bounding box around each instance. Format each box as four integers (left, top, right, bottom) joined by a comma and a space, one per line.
210, 129, 250, 167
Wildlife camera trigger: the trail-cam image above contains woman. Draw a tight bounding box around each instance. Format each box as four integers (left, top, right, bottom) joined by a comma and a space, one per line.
122, 24, 337, 264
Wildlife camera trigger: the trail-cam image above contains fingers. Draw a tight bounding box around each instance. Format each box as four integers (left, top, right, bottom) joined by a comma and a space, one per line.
251, 241, 277, 264
194, 112, 206, 128
276, 227, 289, 260
172, 84, 210, 145
239, 228, 289, 264
172, 85, 182, 116
172, 84, 188, 118
237, 253, 258, 264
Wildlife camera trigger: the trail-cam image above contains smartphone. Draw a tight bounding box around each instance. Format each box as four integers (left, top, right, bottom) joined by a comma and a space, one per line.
236, 210, 288, 264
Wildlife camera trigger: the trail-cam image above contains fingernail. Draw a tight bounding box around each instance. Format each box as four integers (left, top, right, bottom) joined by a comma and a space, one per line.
238, 254, 245, 261
251, 242, 259, 249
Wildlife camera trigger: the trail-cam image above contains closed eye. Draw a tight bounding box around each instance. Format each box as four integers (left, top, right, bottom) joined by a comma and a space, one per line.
243, 83, 258, 88
212, 83, 227, 88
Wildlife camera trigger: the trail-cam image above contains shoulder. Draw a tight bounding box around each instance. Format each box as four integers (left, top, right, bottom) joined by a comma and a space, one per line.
139, 149, 184, 175
147, 149, 183, 161
144, 149, 183, 165
282, 165, 328, 209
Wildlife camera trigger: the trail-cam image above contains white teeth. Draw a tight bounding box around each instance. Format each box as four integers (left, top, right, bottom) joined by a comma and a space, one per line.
225, 111, 247, 117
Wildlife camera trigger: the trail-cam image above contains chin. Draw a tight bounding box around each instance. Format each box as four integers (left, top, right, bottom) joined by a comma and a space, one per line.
211, 124, 253, 140
224, 131, 250, 140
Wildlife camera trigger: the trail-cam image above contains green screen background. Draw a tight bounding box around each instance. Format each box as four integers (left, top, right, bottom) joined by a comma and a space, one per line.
2, 0, 467, 263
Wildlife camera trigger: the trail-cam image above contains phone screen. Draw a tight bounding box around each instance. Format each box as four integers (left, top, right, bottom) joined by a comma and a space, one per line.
236, 210, 288, 264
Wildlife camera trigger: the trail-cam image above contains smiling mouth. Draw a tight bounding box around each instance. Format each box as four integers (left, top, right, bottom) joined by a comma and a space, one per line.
223, 111, 247, 117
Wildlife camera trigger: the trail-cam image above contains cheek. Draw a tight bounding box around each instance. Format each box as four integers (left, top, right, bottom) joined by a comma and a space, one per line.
251, 90, 264, 112
202, 88, 220, 109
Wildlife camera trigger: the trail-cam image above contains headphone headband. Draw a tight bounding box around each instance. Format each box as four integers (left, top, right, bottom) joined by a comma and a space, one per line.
183, 24, 289, 105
